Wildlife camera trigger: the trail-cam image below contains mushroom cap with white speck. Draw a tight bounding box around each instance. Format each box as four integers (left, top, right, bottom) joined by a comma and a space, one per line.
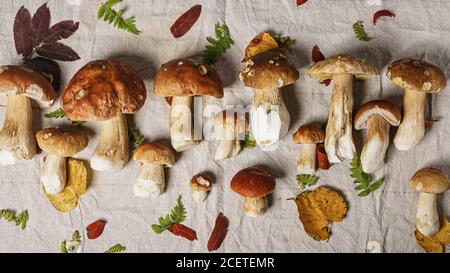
133, 142, 175, 167
410, 167, 449, 194
36, 127, 88, 156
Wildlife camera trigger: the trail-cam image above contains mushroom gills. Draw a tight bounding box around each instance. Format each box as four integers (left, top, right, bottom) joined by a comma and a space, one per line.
243, 196, 268, 217
91, 113, 129, 171
214, 139, 241, 161
134, 163, 165, 197
416, 192, 439, 237
170, 96, 199, 152
0, 94, 36, 165
41, 153, 66, 195
360, 115, 390, 173
297, 143, 317, 175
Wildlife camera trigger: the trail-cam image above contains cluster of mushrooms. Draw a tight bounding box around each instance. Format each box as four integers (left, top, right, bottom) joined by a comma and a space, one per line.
0, 33, 448, 240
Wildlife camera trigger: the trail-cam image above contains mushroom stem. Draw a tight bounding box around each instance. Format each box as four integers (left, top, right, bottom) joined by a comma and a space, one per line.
360, 115, 390, 173
325, 74, 355, 163
192, 190, 208, 203
416, 192, 439, 237
0, 94, 36, 165
91, 113, 129, 171
41, 153, 66, 195
250, 88, 290, 150
394, 89, 426, 150
297, 143, 317, 174
170, 96, 199, 152
214, 139, 241, 161
243, 196, 268, 217
134, 163, 165, 197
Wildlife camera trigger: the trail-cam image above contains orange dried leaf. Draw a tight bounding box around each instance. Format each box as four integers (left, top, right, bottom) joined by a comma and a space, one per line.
415, 218, 450, 253
243, 32, 279, 61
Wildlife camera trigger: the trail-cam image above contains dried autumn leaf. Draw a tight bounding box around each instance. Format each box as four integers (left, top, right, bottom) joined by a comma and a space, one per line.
86, 220, 106, 240
14, 6, 35, 59
169, 223, 198, 241
296, 0, 308, 6
45, 20, 80, 43
243, 32, 279, 61
36, 42, 80, 62
47, 186, 78, 212
425, 119, 440, 130
434, 218, 450, 245
165, 97, 173, 106
311, 45, 325, 63
31, 3, 51, 44
207, 212, 229, 252
170, 5, 202, 38
316, 143, 331, 170
415, 218, 450, 253
373, 10, 395, 25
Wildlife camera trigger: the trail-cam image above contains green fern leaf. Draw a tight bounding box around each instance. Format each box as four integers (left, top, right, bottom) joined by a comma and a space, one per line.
353, 20, 373, 42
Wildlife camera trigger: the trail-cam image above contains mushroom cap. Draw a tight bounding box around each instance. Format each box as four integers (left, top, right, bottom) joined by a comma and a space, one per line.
190, 172, 213, 192
153, 59, 223, 98
292, 124, 324, 144
133, 142, 175, 167
410, 167, 449, 194
61, 60, 147, 121
386, 59, 446, 93
36, 127, 88, 156
0, 65, 55, 107
239, 49, 299, 89
354, 100, 401, 130
307, 55, 379, 82
214, 110, 248, 134
230, 167, 276, 198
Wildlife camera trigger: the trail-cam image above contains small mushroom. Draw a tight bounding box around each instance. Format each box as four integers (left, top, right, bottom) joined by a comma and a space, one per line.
308, 55, 378, 163
386, 59, 446, 150
410, 167, 449, 237
354, 100, 401, 173
213, 111, 247, 161
292, 124, 324, 175
132, 142, 175, 197
36, 127, 88, 195
189, 172, 212, 203
154, 59, 223, 152
230, 167, 276, 217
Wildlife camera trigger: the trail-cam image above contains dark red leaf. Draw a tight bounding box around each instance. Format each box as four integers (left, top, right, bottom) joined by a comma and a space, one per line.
207, 212, 228, 252
14, 6, 35, 59
45, 20, 79, 43
316, 143, 331, 170
425, 119, 440, 130
24, 57, 61, 91
170, 5, 202, 38
86, 220, 106, 240
312, 45, 325, 63
296, 0, 308, 6
169, 223, 197, 241
32, 3, 51, 44
324, 79, 331, 86
373, 10, 395, 25
36, 42, 80, 62
165, 97, 173, 105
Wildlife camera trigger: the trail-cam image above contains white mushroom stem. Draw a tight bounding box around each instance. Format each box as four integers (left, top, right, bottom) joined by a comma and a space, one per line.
133, 163, 165, 197
250, 88, 290, 150
41, 153, 66, 195
192, 190, 208, 203
360, 115, 390, 173
297, 143, 317, 175
214, 140, 241, 161
170, 96, 199, 152
243, 196, 268, 217
394, 89, 426, 150
0, 95, 36, 165
416, 192, 439, 237
91, 113, 129, 171
325, 74, 355, 163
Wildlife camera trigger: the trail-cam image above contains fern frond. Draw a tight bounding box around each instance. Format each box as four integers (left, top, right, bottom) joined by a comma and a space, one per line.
98, 0, 141, 35
353, 20, 372, 42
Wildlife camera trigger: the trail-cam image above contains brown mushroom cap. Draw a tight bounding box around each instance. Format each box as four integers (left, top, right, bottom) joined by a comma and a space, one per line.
0, 65, 55, 107
292, 124, 325, 144
133, 142, 175, 167
190, 172, 213, 192
230, 167, 276, 198
386, 59, 446, 93
354, 100, 401, 130
36, 127, 88, 156
61, 60, 147, 121
239, 49, 299, 89
410, 167, 449, 194
307, 55, 379, 82
153, 59, 223, 98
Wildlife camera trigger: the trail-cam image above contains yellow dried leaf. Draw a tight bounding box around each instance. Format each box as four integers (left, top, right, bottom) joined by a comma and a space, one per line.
244, 32, 279, 61
415, 218, 450, 253
67, 158, 88, 196
47, 186, 78, 213
434, 218, 450, 245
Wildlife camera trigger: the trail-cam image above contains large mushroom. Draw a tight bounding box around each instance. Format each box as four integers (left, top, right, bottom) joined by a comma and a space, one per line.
410, 167, 449, 237
61, 60, 147, 171
354, 100, 401, 173
214, 110, 247, 161
230, 167, 276, 217
0, 66, 55, 165
292, 124, 324, 175
132, 142, 175, 197
307, 55, 378, 163
153, 59, 223, 152
239, 49, 299, 150
36, 127, 88, 195
386, 59, 446, 150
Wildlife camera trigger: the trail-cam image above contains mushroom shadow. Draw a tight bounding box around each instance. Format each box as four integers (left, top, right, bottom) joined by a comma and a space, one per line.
105, 53, 156, 81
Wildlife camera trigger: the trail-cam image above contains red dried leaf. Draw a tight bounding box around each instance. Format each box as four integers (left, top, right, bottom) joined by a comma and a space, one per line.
312, 45, 325, 63
316, 143, 331, 170
207, 212, 229, 252
169, 223, 198, 241
324, 79, 331, 86
86, 220, 106, 240
373, 10, 395, 25
165, 97, 173, 106
296, 0, 308, 6
36, 42, 80, 61
32, 3, 50, 44
425, 119, 440, 130
45, 20, 79, 43
14, 6, 35, 59
170, 5, 202, 38
24, 57, 61, 91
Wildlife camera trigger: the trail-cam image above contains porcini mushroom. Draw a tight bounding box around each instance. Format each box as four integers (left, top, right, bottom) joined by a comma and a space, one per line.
386, 59, 446, 150
36, 127, 88, 195
0, 66, 55, 165
132, 142, 175, 197
153, 59, 223, 152
240, 50, 298, 149
189, 172, 212, 203
214, 110, 247, 161
292, 124, 325, 174
230, 167, 276, 217
410, 167, 449, 237
354, 100, 401, 173
61, 60, 147, 171
308, 55, 378, 163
